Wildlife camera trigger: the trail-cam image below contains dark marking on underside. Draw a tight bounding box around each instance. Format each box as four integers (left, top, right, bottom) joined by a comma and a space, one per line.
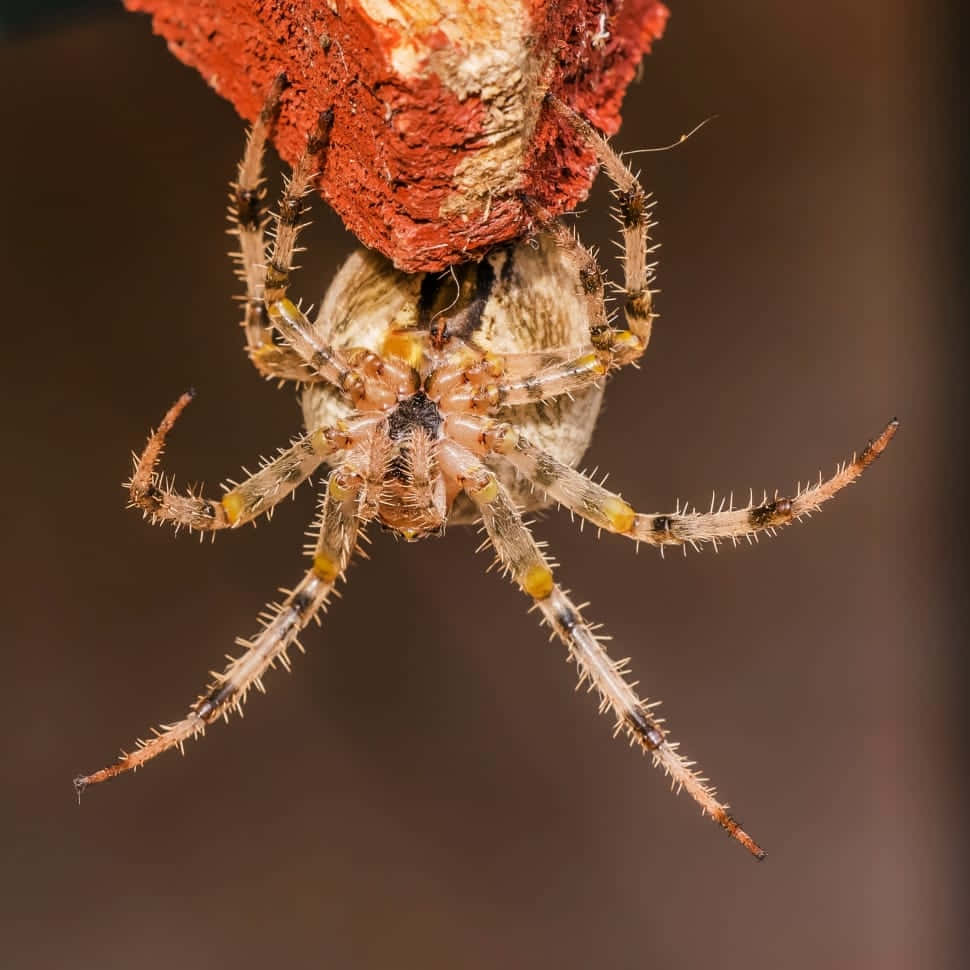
291, 588, 316, 614
281, 462, 305, 484
276, 195, 304, 230
419, 251, 503, 346
138, 484, 163, 510
387, 391, 444, 481
627, 707, 663, 749
533, 452, 561, 488
625, 289, 651, 320
580, 263, 604, 295
499, 245, 517, 283
235, 187, 263, 231
386, 392, 444, 480
618, 188, 648, 229
749, 498, 793, 528
556, 603, 578, 633
387, 392, 443, 441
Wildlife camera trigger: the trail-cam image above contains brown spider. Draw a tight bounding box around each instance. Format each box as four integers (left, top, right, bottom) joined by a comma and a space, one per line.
75, 79, 896, 859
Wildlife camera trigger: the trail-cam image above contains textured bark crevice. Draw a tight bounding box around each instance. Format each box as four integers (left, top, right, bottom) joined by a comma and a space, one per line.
125, 0, 668, 271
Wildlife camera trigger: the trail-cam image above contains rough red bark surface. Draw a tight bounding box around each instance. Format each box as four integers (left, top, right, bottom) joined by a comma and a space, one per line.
125, 0, 668, 271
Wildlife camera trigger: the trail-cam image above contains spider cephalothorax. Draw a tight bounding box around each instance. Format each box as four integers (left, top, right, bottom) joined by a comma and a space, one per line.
75, 82, 895, 859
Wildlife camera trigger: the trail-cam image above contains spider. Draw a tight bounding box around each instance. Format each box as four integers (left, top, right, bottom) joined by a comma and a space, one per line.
75, 77, 896, 859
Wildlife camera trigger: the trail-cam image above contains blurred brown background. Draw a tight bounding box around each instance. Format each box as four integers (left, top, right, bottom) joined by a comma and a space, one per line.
1, 3, 964, 968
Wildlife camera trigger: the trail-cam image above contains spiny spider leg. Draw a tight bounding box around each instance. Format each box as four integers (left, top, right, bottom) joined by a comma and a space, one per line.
75, 464, 365, 791
484, 345, 591, 376
128, 390, 370, 532
228, 74, 305, 380
458, 95, 662, 411
268, 298, 410, 410
231, 75, 283, 335
444, 446, 765, 859
445, 319, 641, 413
262, 109, 333, 306
448, 413, 898, 551
455, 348, 620, 410
532, 217, 647, 371
445, 99, 660, 415
228, 76, 326, 383
549, 95, 657, 352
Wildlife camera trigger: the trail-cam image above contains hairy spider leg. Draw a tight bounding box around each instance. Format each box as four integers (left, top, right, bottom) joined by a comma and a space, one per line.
444, 348, 616, 410
549, 95, 657, 352
228, 73, 297, 376
262, 111, 333, 306
448, 413, 898, 551
451, 96, 663, 412
268, 298, 413, 410
228, 76, 324, 383
441, 279, 641, 412
457, 94, 659, 414
127, 390, 371, 532
441, 445, 765, 859
75, 463, 366, 791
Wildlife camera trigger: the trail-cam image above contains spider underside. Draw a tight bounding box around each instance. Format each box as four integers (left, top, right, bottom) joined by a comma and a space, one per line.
75, 81, 896, 860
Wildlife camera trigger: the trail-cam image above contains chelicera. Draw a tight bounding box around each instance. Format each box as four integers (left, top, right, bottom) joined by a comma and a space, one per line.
75, 78, 896, 858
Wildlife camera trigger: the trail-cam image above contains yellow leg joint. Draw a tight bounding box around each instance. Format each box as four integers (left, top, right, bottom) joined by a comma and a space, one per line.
382, 329, 424, 370
328, 474, 353, 501
487, 423, 519, 454
310, 428, 333, 456
221, 491, 245, 525
522, 563, 555, 600
576, 352, 608, 378
467, 473, 499, 505
611, 330, 644, 357
253, 343, 280, 362
312, 553, 341, 583
473, 384, 501, 410
481, 352, 506, 377
270, 297, 300, 325
601, 496, 636, 533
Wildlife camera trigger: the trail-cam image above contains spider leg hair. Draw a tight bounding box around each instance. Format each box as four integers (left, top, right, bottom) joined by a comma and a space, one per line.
477, 96, 665, 410
446, 349, 614, 411
262, 109, 333, 306
549, 95, 657, 351
227, 76, 328, 383
449, 325, 641, 411
528, 213, 649, 376
74, 464, 364, 791
445, 443, 765, 859
448, 413, 898, 551
128, 390, 373, 532
230, 74, 284, 331
268, 298, 407, 409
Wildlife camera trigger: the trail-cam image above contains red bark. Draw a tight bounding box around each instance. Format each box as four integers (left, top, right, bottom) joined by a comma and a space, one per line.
125, 0, 668, 271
